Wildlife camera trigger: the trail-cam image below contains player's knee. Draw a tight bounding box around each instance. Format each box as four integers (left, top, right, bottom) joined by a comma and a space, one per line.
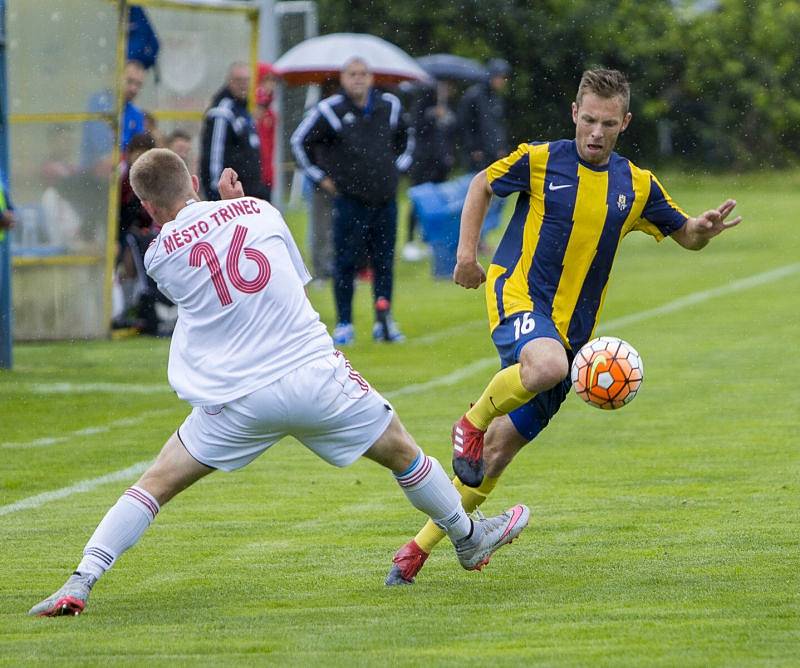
520, 350, 568, 392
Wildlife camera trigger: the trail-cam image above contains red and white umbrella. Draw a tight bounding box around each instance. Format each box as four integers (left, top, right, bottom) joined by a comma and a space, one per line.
274, 33, 431, 86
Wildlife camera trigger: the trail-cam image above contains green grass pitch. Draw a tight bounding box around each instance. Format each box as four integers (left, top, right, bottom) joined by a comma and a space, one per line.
1, 172, 798, 666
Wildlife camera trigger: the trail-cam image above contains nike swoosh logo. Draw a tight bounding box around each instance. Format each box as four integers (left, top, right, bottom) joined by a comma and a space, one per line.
588, 354, 608, 390
548, 182, 573, 191
499, 504, 527, 541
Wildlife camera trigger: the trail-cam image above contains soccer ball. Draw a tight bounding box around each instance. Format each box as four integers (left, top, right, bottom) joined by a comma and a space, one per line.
571, 336, 643, 410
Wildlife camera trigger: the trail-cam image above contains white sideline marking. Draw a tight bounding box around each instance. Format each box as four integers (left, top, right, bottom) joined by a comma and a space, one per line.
1, 410, 173, 450
384, 357, 498, 399
1, 382, 171, 396
2, 262, 797, 517
598, 263, 800, 331
411, 319, 484, 346
0, 461, 152, 517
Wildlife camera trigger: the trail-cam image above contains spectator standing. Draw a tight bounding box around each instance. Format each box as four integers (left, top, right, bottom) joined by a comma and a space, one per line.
403, 81, 457, 262
291, 57, 414, 345
200, 62, 269, 201
458, 58, 511, 172
303, 77, 340, 282
80, 60, 147, 179
255, 63, 277, 202
119, 133, 158, 242
117, 132, 174, 336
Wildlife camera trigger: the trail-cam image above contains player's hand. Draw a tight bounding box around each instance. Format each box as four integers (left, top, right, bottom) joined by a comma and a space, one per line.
218, 168, 245, 200
453, 259, 486, 289
691, 198, 742, 239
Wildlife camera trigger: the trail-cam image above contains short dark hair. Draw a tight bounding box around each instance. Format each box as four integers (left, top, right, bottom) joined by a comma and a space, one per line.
126, 132, 157, 155
576, 68, 630, 113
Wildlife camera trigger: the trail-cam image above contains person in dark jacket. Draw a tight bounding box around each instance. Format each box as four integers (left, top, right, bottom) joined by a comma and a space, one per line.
117, 132, 174, 336
200, 63, 269, 201
458, 58, 511, 172
291, 57, 414, 345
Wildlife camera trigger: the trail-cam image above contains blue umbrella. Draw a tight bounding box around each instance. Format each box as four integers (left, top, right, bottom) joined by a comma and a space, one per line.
416, 54, 488, 82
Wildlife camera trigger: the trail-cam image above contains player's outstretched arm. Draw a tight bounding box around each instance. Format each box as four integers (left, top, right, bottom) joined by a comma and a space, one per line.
671, 198, 742, 250
454, 170, 493, 289
217, 167, 245, 200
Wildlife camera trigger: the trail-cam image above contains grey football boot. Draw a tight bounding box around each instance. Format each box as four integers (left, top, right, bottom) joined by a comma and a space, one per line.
454, 504, 530, 571
28, 572, 97, 617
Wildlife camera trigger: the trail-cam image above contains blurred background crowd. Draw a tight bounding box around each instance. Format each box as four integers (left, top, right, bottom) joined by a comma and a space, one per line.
3, 0, 798, 347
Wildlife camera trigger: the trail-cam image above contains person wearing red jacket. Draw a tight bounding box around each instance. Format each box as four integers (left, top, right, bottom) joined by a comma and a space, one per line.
255, 62, 277, 202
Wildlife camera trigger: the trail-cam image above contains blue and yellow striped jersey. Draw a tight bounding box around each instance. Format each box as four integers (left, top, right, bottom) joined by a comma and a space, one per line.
485, 139, 688, 351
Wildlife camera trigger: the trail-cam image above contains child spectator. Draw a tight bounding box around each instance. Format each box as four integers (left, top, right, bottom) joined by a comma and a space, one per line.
165, 129, 194, 172
115, 132, 175, 336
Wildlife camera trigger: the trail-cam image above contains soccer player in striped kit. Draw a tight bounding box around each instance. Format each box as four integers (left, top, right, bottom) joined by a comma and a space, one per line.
28, 150, 528, 617
386, 68, 742, 585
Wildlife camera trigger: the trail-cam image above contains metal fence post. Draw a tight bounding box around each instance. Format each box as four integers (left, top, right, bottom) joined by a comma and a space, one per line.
0, 0, 11, 369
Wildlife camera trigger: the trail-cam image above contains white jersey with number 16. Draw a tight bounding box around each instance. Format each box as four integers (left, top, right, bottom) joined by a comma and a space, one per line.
144, 197, 333, 407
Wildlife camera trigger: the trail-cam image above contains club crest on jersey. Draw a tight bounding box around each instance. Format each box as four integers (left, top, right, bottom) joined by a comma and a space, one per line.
616, 194, 628, 211
343, 112, 356, 124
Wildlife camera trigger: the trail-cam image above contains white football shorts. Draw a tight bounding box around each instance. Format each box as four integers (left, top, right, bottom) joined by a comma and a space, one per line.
177, 351, 394, 471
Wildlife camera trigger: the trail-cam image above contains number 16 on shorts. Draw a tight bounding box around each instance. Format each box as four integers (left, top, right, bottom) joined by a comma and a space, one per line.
513, 312, 536, 340
491, 312, 562, 368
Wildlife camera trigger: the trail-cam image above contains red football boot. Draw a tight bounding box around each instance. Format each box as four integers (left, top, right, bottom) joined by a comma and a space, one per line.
384, 539, 430, 585
452, 414, 486, 488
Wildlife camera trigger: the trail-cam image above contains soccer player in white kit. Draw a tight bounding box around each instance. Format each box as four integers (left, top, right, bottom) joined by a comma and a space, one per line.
29, 149, 530, 617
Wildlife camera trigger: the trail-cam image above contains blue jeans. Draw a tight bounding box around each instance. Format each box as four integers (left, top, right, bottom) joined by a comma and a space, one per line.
332, 194, 397, 324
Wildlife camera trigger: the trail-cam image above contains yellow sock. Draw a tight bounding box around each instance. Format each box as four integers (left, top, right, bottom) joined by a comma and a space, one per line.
465, 363, 534, 431
414, 476, 500, 553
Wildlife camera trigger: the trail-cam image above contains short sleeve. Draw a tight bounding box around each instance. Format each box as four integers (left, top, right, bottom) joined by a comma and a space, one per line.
142, 235, 177, 303
635, 173, 688, 239
486, 143, 531, 197
143, 234, 162, 273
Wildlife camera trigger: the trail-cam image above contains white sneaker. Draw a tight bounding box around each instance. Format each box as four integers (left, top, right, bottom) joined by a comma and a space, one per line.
402, 242, 428, 262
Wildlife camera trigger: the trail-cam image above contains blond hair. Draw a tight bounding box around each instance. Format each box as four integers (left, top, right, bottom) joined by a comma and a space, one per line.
576, 68, 630, 113
130, 148, 194, 208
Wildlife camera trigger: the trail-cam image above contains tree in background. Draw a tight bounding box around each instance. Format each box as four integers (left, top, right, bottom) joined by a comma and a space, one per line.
316, 0, 800, 168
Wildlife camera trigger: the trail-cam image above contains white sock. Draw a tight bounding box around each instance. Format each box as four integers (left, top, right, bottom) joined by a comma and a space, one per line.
394, 451, 472, 541
76, 486, 160, 580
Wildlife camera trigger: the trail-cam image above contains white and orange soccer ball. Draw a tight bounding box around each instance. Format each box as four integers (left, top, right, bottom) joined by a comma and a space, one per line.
571, 336, 643, 410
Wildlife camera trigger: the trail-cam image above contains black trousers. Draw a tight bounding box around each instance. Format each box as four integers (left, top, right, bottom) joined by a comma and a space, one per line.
332, 194, 397, 324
